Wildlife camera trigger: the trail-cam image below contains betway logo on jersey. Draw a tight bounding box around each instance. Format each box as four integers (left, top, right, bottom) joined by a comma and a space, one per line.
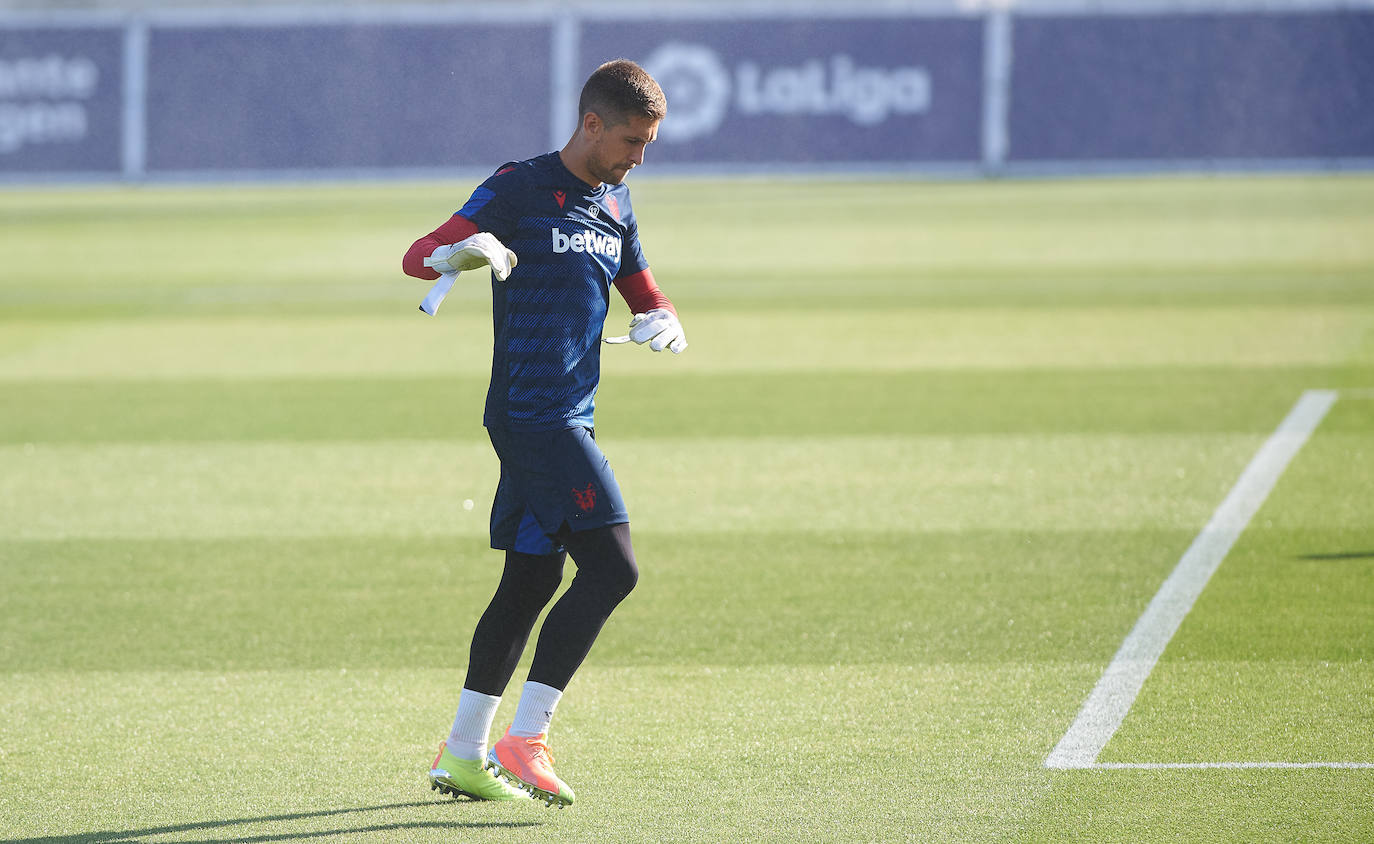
644, 42, 932, 142
552, 227, 621, 259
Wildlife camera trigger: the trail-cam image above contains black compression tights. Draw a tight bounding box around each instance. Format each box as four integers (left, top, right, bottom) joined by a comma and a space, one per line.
463, 522, 638, 696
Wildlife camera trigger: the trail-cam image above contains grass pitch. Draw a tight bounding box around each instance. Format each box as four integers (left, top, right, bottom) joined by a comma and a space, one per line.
1, 174, 1372, 842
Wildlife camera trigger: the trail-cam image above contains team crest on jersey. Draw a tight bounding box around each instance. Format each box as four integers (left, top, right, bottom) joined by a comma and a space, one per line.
587, 203, 599, 218
572, 483, 596, 513
606, 195, 620, 222
552, 190, 566, 209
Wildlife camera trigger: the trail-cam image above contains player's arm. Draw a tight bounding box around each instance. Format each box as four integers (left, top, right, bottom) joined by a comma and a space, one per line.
402, 215, 479, 281
613, 267, 674, 316
402, 215, 515, 282
611, 268, 687, 354
606, 206, 686, 353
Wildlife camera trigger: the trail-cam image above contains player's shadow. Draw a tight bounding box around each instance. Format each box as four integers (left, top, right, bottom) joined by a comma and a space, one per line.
10, 801, 544, 843
1296, 550, 1374, 561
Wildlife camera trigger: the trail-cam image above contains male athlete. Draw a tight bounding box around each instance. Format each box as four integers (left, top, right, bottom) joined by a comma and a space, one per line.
401, 60, 685, 807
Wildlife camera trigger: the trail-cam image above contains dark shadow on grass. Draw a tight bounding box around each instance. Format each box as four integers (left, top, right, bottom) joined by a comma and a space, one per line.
11, 801, 544, 843
1296, 550, 1374, 561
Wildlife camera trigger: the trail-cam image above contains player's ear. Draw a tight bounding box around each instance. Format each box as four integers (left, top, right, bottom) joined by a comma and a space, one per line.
582, 110, 603, 138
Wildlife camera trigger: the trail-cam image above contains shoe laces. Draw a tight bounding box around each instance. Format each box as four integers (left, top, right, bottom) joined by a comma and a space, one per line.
525, 736, 554, 767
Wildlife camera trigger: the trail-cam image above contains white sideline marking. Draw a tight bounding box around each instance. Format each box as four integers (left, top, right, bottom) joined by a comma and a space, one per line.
1094, 762, 1374, 770
1045, 390, 1341, 770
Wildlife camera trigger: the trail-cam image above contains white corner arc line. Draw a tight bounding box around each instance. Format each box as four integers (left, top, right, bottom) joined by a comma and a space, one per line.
1045, 389, 1340, 770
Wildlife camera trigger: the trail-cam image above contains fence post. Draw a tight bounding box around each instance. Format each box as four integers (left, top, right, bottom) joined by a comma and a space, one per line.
549, 8, 579, 152
981, 6, 1012, 175
121, 15, 147, 181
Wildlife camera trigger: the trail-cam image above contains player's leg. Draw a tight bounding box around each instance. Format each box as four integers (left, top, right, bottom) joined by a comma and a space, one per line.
432, 548, 561, 801
431, 471, 564, 801
527, 522, 637, 691
488, 523, 637, 807
481, 426, 633, 806
464, 548, 567, 698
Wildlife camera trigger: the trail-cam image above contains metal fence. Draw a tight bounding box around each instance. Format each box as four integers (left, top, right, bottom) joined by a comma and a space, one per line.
2, 0, 1372, 181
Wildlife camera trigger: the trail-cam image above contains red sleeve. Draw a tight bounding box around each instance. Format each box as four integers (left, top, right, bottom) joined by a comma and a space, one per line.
613, 268, 676, 317
402, 214, 482, 280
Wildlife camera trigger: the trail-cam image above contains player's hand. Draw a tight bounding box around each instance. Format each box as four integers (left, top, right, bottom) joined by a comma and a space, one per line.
626, 308, 687, 354
423, 232, 518, 281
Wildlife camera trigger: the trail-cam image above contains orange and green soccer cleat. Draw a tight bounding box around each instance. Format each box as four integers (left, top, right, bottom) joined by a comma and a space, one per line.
487, 729, 576, 807
429, 743, 531, 801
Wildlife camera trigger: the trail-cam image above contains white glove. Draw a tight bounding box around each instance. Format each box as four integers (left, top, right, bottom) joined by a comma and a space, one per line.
626, 308, 688, 354
423, 232, 517, 281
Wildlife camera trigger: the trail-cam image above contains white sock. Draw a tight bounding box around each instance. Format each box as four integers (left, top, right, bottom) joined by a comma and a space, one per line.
447, 688, 501, 761
508, 681, 563, 738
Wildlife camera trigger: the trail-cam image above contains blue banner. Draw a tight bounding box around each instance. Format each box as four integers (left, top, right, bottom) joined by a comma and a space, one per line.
1009, 11, 1374, 161
0, 26, 123, 174
3, 7, 1372, 180
577, 17, 984, 165
145, 22, 553, 171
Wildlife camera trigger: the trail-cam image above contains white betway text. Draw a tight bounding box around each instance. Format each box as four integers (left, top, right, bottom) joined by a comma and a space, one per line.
551, 228, 622, 259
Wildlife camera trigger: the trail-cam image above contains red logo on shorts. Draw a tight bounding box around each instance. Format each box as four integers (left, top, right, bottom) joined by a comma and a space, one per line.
572, 483, 596, 513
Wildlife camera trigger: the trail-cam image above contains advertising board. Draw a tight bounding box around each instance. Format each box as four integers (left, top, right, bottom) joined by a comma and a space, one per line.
0, 25, 123, 175
578, 16, 985, 165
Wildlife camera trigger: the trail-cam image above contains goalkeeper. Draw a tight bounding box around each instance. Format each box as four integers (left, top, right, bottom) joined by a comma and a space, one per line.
401, 59, 685, 807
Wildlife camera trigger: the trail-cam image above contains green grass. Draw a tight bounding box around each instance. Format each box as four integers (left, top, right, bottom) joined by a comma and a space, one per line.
1, 174, 1372, 842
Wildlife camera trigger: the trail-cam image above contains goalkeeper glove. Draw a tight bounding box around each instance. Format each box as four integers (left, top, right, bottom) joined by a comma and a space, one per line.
626, 308, 688, 354
423, 232, 517, 281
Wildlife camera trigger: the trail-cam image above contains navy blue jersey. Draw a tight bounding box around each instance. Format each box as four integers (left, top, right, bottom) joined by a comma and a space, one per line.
457, 152, 649, 431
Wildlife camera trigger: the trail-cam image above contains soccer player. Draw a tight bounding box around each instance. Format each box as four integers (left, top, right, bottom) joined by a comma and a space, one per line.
401, 60, 686, 807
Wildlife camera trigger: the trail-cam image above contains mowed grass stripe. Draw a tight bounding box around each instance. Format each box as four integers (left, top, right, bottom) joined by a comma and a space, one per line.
0, 434, 1275, 539
4, 664, 1368, 843
8, 368, 1373, 444
6, 268, 1374, 317
1, 305, 1370, 380
5, 177, 1373, 314
0, 528, 1194, 673
1107, 658, 1374, 764
0, 664, 1075, 843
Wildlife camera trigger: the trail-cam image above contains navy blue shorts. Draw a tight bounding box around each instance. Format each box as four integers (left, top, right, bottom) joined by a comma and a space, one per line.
486, 425, 629, 556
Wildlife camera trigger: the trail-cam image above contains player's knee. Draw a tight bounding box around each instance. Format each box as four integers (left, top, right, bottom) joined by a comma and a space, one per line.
604, 555, 638, 604
608, 523, 638, 600
573, 549, 636, 609
565, 524, 638, 605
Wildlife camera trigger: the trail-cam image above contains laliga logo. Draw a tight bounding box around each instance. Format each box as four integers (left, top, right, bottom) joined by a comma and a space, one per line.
644, 42, 932, 143
643, 44, 732, 143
